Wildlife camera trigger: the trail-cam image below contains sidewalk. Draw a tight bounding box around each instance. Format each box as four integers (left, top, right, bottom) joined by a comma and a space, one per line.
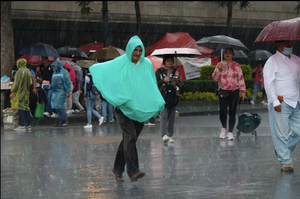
30, 98, 268, 126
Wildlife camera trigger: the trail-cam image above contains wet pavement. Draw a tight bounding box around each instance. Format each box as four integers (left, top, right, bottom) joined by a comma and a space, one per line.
1, 109, 300, 199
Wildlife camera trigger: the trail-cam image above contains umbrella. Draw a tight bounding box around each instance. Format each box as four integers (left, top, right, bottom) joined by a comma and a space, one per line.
210, 49, 248, 59
88, 46, 125, 60
78, 42, 104, 55
196, 35, 249, 61
18, 42, 60, 57
248, 49, 272, 61
254, 17, 300, 43
150, 48, 201, 57
15, 55, 57, 66
146, 56, 163, 72
57, 46, 88, 59
76, 60, 98, 68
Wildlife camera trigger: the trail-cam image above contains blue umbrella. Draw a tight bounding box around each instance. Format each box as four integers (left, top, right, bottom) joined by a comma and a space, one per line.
19, 42, 60, 57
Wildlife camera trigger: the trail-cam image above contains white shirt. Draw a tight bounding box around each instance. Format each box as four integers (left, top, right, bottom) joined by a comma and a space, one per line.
263, 51, 300, 108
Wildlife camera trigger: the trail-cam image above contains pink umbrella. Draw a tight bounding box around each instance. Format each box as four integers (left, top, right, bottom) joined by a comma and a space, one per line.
254, 17, 300, 43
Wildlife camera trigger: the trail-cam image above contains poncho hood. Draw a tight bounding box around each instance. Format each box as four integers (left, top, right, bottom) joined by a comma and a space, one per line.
50, 58, 63, 73
63, 62, 76, 83
89, 35, 165, 122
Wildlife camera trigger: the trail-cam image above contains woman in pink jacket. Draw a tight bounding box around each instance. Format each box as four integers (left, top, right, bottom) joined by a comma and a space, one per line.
212, 47, 246, 140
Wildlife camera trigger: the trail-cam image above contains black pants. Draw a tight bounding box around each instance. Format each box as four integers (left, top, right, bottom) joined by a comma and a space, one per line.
218, 89, 239, 132
113, 108, 144, 177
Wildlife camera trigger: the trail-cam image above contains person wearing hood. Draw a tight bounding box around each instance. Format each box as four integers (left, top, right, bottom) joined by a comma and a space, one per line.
49, 58, 72, 127
10, 59, 32, 130
89, 35, 165, 182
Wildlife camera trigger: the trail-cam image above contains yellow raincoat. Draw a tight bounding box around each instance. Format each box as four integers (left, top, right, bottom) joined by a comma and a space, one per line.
10, 59, 32, 111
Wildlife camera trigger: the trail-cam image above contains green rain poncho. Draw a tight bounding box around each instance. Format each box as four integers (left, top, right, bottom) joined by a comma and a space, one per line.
89, 35, 165, 122
10, 59, 32, 111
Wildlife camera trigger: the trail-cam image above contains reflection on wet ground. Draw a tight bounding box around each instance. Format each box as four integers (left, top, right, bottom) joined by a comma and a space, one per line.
1, 113, 299, 199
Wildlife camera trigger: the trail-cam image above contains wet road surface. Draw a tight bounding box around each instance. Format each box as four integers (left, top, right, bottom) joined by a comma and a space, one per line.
1, 112, 300, 199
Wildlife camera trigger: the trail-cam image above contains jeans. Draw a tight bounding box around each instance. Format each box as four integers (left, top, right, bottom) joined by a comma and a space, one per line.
160, 106, 176, 137
19, 110, 31, 126
101, 100, 114, 121
218, 89, 239, 133
252, 81, 262, 102
85, 91, 102, 124
44, 89, 55, 114
268, 101, 300, 164
72, 90, 84, 111
56, 108, 67, 123
113, 108, 144, 177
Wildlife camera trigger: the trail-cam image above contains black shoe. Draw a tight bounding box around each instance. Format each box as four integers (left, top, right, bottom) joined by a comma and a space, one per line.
280, 164, 294, 173
130, 171, 145, 182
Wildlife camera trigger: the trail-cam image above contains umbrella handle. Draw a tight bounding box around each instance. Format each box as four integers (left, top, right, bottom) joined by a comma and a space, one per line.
221, 48, 223, 62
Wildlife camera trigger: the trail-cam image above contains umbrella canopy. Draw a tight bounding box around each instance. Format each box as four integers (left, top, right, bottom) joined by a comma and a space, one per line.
88, 46, 125, 60
76, 60, 98, 68
196, 35, 249, 51
254, 17, 300, 43
248, 49, 273, 61
57, 46, 88, 59
150, 48, 201, 57
210, 49, 248, 59
78, 42, 104, 55
18, 42, 60, 57
146, 56, 163, 72
15, 55, 57, 66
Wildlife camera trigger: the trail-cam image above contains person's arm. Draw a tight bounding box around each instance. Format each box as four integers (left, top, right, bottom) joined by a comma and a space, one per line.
252, 66, 258, 73
155, 68, 165, 87
237, 64, 246, 100
212, 63, 223, 82
173, 69, 184, 88
32, 76, 37, 94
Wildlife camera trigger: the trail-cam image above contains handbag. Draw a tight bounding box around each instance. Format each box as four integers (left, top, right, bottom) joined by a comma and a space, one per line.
218, 88, 233, 98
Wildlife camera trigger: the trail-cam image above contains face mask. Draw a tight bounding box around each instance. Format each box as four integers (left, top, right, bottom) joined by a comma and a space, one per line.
282, 47, 293, 55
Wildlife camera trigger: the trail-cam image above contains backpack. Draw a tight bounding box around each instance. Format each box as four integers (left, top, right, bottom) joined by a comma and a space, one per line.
160, 68, 179, 108
87, 74, 100, 95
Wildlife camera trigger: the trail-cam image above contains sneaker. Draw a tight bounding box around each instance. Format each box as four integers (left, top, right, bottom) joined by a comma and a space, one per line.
108, 119, 114, 123
250, 100, 255, 105
145, 122, 155, 126
30, 112, 33, 118
227, 132, 235, 140
14, 125, 26, 131
66, 110, 72, 115
262, 101, 268, 105
168, 137, 174, 143
62, 122, 68, 127
84, 124, 92, 128
280, 164, 294, 172
74, 109, 80, 113
99, 117, 105, 126
162, 135, 170, 142
79, 109, 86, 114
50, 113, 57, 117
175, 111, 179, 119
43, 112, 50, 117
26, 125, 31, 129
220, 128, 227, 139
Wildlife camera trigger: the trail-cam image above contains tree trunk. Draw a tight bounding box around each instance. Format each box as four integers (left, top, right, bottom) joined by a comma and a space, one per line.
1, 1, 14, 114
226, 3, 233, 37
135, 1, 141, 38
102, 1, 109, 47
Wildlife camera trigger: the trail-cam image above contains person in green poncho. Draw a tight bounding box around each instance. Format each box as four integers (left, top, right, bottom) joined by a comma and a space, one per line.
10, 58, 33, 130
89, 35, 165, 182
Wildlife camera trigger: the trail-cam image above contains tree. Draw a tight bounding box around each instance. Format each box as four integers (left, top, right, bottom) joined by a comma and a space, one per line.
295, 1, 300, 14
218, 1, 251, 37
135, 1, 141, 38
1, 1, 15, 112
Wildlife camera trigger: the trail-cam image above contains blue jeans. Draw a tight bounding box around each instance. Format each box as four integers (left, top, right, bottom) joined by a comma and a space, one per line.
85, 91, 102, 124
56, 109, 67, 123
160, 106, 176, 137
268, 101, 300, 164
252, 81, 262, 102
19, 110, 31, 126
102, 100, 114, 121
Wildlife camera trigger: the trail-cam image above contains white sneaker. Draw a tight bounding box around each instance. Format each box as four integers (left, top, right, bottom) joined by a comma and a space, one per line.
66, 110, 72, 115
220, 128, 227, 139
168, 137, 174, 143
99, 117, 105, 126
144, 122, 155, 126
261, 101, 268, 105
26, 125, 31, 129
84, 124, 92, 128
14, 125, 26, 131
250, 100, 255, 105
227, 132, 235, 141
50, 113, 57, 117
43, 112, 50, 117
162, 135, 170, 142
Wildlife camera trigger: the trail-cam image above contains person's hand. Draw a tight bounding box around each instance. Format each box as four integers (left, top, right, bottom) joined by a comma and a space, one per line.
274, 105, 281, 112
84, 97, 88, 101
32, 88, 37, 95
9, 92, 14, 99
242, 93, 246, 101
66, 92, 70, 98
217, 63, 223, 70
164, 76, 171, 82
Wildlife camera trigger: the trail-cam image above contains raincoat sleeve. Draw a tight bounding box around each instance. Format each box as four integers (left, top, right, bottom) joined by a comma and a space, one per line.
62, 70, 72, 93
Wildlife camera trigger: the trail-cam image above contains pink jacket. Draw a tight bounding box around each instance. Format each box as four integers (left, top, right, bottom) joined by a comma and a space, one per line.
212, 61, 246, 94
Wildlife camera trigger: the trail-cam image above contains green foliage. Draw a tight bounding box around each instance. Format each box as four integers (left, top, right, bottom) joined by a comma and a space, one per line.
76, 1, 93, 15
179, 92, 218, 101
240, 64, 251, 79
181, 80, 218, 93
218, 1, 250, 9
199, 65, 216, 80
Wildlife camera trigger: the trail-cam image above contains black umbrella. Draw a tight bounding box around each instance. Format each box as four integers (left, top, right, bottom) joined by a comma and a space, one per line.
210, 49, 248, 59
18, 42, 60, 57
57, 46, 88, 59
248, 49, 273, 61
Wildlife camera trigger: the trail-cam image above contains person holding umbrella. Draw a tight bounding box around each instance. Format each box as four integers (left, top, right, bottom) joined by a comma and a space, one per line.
263, 40, 300, 173
212, 47, 246, 140
250, 61, 267, 106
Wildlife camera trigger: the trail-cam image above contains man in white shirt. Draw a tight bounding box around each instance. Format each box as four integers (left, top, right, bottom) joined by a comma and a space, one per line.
263, 40, 300, 173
